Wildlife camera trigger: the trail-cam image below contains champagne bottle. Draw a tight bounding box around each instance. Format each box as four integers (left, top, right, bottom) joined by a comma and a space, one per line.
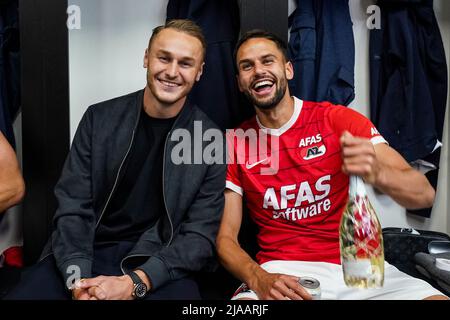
339, 175, 384, 288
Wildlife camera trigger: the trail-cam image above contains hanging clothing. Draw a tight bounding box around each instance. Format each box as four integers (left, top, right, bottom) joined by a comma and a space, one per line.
288, 0, 355, 106
369, 0, 448, 217
0, 0, 20, 148
166, 0, 254, 130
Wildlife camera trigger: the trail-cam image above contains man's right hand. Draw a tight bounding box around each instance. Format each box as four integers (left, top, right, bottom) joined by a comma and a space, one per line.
252, 271, 312, 300
72, 288, 95, 300
71, 279, 98, 300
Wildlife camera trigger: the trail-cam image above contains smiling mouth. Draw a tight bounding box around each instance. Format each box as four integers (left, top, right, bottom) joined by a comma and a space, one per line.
158, 79, 181, 88
252, 79, 275, 95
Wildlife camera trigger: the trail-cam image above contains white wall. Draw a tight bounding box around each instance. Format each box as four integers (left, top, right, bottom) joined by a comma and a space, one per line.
68, 0, 168, 141
351, 0, 449, 232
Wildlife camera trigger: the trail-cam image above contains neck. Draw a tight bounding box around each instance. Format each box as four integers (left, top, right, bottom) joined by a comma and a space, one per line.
255, 92, 294, 129
143, 86, 185, 118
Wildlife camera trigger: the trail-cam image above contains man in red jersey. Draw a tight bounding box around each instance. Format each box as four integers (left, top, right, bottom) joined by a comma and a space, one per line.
216, 30, 448, 300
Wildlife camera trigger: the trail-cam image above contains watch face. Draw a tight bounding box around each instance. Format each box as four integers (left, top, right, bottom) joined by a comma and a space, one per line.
134, 283, 148, 299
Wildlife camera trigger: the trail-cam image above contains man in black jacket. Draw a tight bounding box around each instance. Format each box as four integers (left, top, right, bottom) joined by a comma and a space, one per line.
6, 19, 226, 300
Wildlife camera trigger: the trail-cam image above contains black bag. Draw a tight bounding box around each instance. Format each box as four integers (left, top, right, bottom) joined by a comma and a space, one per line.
382, 227, 450, 277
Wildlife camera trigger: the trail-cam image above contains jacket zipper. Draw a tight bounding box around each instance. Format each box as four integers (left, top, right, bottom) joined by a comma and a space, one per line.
162, 132, 174, 247
95, 130, 136, 229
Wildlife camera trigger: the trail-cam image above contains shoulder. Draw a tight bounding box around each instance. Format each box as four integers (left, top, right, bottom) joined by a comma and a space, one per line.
304, 100, 367, 123
302, 100, 346, 114
86, 90, 141, 116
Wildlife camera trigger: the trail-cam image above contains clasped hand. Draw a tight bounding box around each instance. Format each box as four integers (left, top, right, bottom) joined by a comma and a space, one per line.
72, 275, 134, 300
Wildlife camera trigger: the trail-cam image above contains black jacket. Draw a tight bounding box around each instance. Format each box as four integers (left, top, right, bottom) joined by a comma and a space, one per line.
42, 90, 226, 290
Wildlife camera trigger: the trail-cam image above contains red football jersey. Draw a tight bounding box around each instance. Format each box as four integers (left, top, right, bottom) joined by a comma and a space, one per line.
226, 97, 386, 265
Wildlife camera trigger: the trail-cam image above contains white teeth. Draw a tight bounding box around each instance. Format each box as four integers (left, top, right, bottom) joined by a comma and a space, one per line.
254, 80, 273, 89
160, 80, 179, 87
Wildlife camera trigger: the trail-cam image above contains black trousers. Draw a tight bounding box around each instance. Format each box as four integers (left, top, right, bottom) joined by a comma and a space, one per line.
4, 241, 201, 300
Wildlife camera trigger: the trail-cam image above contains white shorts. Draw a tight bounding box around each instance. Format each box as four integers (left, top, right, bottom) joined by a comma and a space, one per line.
231, 260, 446, 300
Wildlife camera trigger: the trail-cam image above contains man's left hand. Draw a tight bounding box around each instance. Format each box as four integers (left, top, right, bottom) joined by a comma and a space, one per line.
340, 131, 380, 184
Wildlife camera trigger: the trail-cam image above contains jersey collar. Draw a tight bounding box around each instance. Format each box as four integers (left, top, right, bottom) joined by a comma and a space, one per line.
256, 97, 303, 136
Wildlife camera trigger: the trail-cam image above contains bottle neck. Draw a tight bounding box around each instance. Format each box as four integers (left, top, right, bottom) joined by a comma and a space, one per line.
349, 175, 366, 197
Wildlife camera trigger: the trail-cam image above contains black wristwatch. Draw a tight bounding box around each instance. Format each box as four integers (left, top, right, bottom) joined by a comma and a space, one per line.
128, 270, 148, 299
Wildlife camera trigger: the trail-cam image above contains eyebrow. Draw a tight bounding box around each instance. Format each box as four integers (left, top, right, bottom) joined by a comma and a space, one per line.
157, 50, 196, 62
238, 54, 277, 66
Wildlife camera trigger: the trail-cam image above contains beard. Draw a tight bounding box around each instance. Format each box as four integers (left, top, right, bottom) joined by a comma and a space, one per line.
244, 77, 287, 110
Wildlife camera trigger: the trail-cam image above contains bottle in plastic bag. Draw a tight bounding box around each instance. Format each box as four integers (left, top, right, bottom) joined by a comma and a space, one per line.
339, 175, 384, 288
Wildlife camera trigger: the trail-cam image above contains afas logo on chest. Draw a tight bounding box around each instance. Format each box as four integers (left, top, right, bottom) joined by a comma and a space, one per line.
299, 134, 326, 160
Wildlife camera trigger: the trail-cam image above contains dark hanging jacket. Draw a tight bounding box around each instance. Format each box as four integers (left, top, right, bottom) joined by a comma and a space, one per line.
369, 0, 447, 217
166, 0, 254, 130
288, 0, 355, 106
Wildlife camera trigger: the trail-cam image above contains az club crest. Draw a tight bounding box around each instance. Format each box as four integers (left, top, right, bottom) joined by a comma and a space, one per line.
300, 144, 327, 160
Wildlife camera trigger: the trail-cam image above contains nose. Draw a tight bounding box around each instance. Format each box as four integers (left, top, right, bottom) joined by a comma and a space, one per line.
166, 61, 178, 78
254, 62, 267, 76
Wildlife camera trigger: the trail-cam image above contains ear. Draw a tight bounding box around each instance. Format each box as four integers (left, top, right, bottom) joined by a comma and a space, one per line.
195, 62, 205, 82
285, 61, 294, 81
143, 48, 149, 68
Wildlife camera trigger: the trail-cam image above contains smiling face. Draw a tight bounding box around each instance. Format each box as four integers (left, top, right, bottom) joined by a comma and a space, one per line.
236, 37, 293, 110
144, 28, 204, 108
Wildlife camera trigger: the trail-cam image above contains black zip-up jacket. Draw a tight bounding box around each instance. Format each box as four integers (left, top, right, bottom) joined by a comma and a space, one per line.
41, 90, 226, 290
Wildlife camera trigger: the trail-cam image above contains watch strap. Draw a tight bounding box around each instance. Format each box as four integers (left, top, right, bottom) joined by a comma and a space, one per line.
128, 270, 143, 286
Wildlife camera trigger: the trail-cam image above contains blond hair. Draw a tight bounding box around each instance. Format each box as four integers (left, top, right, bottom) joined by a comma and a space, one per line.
148, 19, 207, 60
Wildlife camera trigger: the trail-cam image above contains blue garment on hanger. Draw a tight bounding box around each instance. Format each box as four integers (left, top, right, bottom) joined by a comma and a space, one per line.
288, 0, 355, 106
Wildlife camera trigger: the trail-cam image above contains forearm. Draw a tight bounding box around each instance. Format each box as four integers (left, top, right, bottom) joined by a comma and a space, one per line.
52, 195, 97, 283
0, 176, 25, 212
0, 134, 25, 212
216, 236, 267, 289
374, 164, 435, 210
